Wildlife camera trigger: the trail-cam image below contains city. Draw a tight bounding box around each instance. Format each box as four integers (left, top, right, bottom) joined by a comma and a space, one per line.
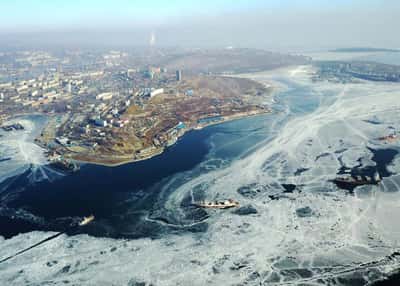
1, 1, 400, 286
0, 48, 306, 166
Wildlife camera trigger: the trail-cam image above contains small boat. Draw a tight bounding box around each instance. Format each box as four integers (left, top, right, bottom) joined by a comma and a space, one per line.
79, 215, 95, 226
193, 199, 239, 209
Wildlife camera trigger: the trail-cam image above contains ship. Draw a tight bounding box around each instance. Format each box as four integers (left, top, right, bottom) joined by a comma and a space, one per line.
333, 172, 381, 188
193, 199, 239, 209
1, 125, 13, 131
13, 123, 24, 130
1, 123, 24, 131
79, 215, 95, 226
378, 134, 398, 143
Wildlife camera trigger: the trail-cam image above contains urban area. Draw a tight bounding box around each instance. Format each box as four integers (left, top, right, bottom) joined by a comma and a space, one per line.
0, 48, 291, 167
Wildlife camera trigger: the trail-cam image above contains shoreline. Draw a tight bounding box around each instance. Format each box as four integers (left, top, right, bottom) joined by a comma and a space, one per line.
3, 74, 277, 169
71, 110, 272, 167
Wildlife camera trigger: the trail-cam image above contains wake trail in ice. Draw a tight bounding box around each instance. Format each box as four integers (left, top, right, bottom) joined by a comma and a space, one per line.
2, 67, 400, 285
0, 116, 64, 185
0, 232, 65, 264
153, 67, 400, 284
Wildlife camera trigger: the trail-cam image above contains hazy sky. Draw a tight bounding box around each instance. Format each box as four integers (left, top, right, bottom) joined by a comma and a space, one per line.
1, 0, 399, 50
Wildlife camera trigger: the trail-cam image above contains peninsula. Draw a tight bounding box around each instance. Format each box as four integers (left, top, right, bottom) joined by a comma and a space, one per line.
0, 48, 308, 166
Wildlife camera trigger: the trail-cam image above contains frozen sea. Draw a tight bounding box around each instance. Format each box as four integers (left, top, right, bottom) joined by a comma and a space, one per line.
1, 62, 400, 285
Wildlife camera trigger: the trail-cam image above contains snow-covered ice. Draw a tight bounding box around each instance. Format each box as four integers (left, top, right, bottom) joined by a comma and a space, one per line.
1, 66, 400, 285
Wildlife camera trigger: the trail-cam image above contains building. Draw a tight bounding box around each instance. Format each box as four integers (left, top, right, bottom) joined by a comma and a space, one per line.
150, 67, 161, 74
96, 92, 113, 101
30, 90, 39, 97
66, 83, 72, 93
127, 69, 137, 77
176, 70, 182, 81
175, 122, 186, 130
55, 137, 71, 146
143, 70, 154, 79
94, 103, 107, 112
185, 89, 194, 96
43, 91, 58, 100
94, 119, 107, 127
16, 85, 28, 94
0, 82, 12, 89
113, 120, 124, 128
150, 88, 164, 98
111, 108, 119, 116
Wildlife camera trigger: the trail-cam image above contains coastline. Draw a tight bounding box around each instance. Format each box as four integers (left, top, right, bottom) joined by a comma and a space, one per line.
3, 74, 277, 169
70, 109, 272, 167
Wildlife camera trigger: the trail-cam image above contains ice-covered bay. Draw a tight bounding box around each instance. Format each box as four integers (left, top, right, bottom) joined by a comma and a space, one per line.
1, 66, 400, 285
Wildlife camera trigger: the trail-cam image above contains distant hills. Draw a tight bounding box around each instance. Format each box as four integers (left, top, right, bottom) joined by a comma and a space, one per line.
154, 48, 310, 75
330, 47, 400, 53
315, 60, 400, 82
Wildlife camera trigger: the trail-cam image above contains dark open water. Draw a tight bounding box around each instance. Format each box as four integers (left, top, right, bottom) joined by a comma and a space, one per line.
0, 75, 398, 243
